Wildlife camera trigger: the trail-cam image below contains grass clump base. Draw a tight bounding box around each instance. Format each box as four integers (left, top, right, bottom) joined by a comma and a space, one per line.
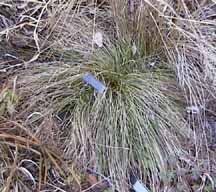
18, 40, 189, 191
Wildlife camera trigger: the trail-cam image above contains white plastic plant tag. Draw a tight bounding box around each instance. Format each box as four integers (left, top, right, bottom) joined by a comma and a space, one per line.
186, 106, 200, 114
83, 73, 106, 94
132, 42, 137, 55
133, 180, 149, 192
93, 32, 103, 47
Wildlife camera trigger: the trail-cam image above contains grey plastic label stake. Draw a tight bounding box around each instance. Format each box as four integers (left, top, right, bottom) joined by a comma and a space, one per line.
133, 181, 149, 192
83, 73, 106, 94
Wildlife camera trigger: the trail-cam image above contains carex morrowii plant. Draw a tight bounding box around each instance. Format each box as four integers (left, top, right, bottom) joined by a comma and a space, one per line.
18, 39, 190, 191
2, 0, 216, 191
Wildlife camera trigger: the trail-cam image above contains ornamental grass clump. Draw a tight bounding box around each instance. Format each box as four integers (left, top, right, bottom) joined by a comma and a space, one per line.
19, 40, 189, 190
2, 0, 216, 191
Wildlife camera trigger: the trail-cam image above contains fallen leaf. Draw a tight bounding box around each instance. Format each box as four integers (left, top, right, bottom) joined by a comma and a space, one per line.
86, 173, 98, 185
93, 32, 103, 47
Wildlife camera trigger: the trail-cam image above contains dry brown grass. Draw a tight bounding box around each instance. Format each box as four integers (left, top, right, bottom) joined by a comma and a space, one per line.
0, 116, 110, 192
0, 0, 216, 191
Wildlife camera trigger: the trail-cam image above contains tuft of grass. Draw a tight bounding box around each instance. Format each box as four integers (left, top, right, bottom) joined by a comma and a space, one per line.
108, 1, 216, 177
2, 0, 216, 191
18, 39, 189, 191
